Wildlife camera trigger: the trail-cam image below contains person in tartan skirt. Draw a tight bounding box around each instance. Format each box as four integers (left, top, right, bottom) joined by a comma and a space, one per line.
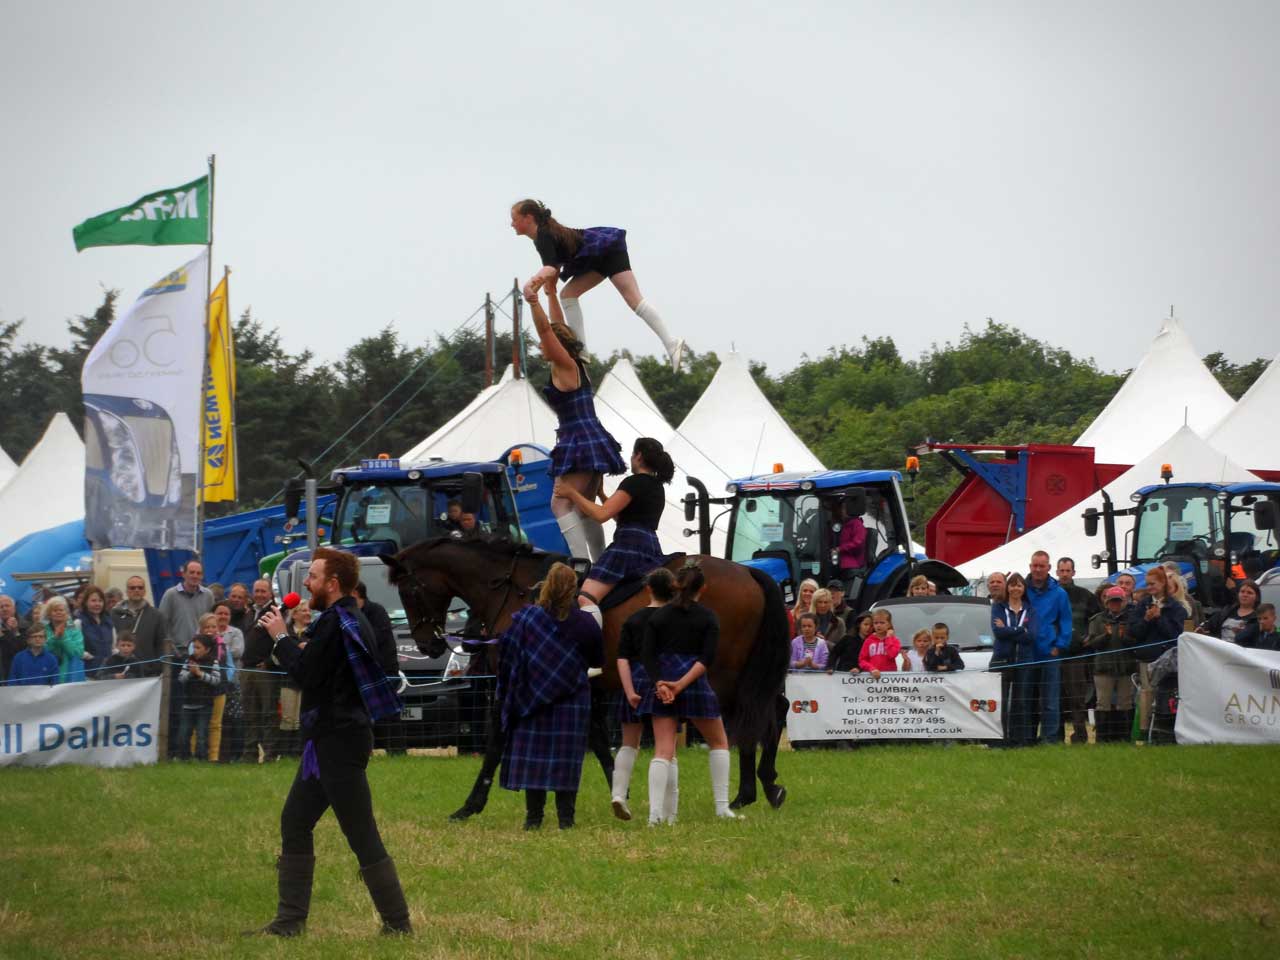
510, 198, 686, 371
524, 277, 626, 570
609, 567, 678, 822
498, 562, 605, 830
640, 560, 738, 823
250, 548, 410, 938
554, 437, 675, 624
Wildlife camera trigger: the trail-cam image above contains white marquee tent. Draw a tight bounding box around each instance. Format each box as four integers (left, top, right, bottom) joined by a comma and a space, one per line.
957, 426, 1259, 579
401, 366, 558, 463
1075, 314, 1235, 464
0, 414, 87, 553
1208, 354, 1280, 473
0, 444, 16, 494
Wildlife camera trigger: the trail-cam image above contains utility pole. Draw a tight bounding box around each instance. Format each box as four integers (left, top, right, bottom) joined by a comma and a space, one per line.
483, 292, 494, 387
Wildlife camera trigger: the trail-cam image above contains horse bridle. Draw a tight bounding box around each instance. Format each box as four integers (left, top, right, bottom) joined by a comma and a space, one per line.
399, 549, 537, 655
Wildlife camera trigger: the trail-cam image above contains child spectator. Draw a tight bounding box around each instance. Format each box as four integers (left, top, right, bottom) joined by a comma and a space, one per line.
789, 613, 829, 670
907, 575, 931, 597
8, 626, 59, 685
902, 628, 932, 670
178, 634, 221, 759
1239, 603, 1279, 651
1089, 586, 1135, 742
828, 613, 871, 674
925, 622, 965, 672
103, 632, 142, 679
858, 610, 902, 679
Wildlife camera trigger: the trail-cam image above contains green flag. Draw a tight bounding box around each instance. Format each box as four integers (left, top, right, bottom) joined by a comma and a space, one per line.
72, 175, 209, 251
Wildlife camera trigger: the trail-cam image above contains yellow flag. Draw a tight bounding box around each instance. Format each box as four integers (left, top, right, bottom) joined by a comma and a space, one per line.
202, 273, 237, 502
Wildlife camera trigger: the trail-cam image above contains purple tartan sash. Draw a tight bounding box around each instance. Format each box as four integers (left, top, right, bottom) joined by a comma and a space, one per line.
498, 605, 587, 732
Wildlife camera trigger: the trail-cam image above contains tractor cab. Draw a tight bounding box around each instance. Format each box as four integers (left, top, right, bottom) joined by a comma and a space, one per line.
714, 468, 966, 608
1085, 479, 1280, 608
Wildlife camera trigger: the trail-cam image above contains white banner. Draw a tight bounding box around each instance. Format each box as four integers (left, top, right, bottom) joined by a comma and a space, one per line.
81, 249, 207, 549
0, 678, 161, 767
1176, 632, 1280, 745
786, 671, 1003, 741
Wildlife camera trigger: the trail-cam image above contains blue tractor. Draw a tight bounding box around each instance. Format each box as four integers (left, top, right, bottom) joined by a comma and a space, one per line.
683, 467, 968, 607
1084, 479, 1280, 608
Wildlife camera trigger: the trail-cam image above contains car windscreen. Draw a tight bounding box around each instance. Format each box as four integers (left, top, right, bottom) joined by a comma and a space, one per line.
875, 601, 994, 651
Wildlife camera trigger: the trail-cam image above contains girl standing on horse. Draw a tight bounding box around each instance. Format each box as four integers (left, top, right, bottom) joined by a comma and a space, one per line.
611, 567, 677, 822
640, 561, 737, 823
511, 199, 686, 372
553, 437, 674, 624
497, 562, 604, 830
525, 279, 628, 567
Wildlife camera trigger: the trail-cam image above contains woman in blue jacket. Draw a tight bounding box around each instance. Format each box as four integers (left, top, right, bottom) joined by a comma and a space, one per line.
991, 573, 1039, 746
78, 586, 115, 678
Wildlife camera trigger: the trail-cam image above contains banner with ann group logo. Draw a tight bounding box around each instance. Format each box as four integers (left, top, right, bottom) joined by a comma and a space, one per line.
1175, 632, 1280, 745
785, 670, 1003, 741
0, 678, 160, 768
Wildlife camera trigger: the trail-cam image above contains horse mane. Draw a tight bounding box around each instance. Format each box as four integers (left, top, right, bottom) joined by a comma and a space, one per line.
396, 534, 563, 564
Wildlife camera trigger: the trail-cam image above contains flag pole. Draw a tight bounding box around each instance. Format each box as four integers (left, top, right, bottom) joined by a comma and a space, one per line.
195, 153, 216, 554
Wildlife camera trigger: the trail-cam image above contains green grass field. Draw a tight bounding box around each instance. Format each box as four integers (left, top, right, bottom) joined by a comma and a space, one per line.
2, 744, 1278, 960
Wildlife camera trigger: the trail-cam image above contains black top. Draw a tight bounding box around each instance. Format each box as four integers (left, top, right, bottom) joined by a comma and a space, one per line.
102, 653, 142, 679
641, 602, 719, 679
534, 225, 581, 267
360, 600, 400, 677
618, 606, 657, 662
616, 474, 665, 530
924, 645, 965, 672
242, 605, 279, 669
828, 634, 863, 672
273, 596, 375, 738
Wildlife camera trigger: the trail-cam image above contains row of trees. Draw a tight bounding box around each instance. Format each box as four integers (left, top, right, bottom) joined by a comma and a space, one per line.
0, 292, 1268, 524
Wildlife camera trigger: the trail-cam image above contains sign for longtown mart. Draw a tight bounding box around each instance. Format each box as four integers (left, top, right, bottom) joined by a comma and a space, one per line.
1175, 632, 1280, 745
0, 678, 161, 767
785, 671, 1003, 741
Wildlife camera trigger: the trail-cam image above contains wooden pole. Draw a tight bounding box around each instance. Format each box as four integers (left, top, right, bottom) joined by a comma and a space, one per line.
483, 293, 494, 387
512, 278, 522, 380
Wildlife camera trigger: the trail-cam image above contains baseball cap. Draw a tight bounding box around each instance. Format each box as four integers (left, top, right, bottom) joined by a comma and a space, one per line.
826, 580, 845, 591
1104, 586, 1126, 601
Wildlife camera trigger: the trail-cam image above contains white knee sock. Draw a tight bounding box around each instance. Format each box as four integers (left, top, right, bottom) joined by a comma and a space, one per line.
583, 515, 607, 561
709, 748, 735, 818
580, 602, 602, 629
612, 745, 638, 801
634, 298, 677, 354
648, 758, 670, 825
556, 512, 591, 561
561, 297, 586, 345
665, 758, 679, 824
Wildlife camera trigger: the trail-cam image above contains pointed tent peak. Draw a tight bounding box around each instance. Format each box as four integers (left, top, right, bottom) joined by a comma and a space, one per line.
957, 425, 1260, 579
401, 374, 557, 464
1208, 353, 1280, 472
598, 358, 668, 422
0, 413, 87, 553
1074, 312, 1235, 464
498, 364, 516, 384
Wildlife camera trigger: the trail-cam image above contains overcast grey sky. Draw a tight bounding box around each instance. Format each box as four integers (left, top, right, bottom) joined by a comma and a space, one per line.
3, 0, 1277, 376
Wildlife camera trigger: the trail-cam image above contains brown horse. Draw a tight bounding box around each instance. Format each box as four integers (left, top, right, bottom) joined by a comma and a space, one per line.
382, 536, 790, 818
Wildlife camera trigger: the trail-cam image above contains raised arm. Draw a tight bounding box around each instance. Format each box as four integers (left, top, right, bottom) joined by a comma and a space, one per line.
525, 284, 578, 383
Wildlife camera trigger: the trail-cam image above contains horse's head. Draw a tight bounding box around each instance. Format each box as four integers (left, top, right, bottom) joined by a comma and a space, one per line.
382, 549, 451, 660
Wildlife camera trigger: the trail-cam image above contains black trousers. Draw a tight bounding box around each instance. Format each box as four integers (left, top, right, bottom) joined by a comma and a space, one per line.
280, 727, 388, 867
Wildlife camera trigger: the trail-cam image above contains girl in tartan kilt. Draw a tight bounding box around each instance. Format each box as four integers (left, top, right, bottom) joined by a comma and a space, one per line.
497, 562, 605, 830
511, 199, 686, 372
525, 279, 626, 570
553, 437, 675, 629
610, 567, 677, 822
639, 561, 738, 823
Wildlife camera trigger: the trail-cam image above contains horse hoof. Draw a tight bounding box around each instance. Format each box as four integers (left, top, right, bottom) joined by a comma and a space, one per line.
448, 806, 480, 822
765, 785, 787, 809
728, 795, 755, 811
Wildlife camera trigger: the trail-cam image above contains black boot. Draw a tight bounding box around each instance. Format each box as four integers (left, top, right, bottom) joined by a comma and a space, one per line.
244, 854, 314, 937
555, 790, 577, 830
523, 789, 545, 830
360, 857, 412, 935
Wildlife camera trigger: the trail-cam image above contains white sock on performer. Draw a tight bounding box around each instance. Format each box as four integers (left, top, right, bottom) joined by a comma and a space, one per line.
665, 757, 679, 824
648, 758, 670, 825
612, 745, 638, 805
583, 516, 606, 562
709, 748, 736, 818
561, 297, 586, 345
634, 298, 681, 359
556, 512, 591, 562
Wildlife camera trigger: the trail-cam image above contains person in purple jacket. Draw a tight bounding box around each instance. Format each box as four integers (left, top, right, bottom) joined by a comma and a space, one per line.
789, 613, 830, 670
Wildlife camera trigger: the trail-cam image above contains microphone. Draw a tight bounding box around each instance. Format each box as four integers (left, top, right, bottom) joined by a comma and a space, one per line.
280, 592, 302, 611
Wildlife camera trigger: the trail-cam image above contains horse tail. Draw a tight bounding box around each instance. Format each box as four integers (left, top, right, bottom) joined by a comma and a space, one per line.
728, 566, 791, 749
